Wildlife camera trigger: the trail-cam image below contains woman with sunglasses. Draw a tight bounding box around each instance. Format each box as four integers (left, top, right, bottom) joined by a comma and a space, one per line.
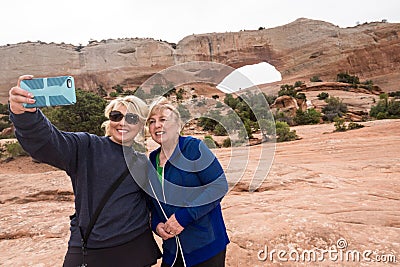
146, 97, 229, 267
8, 75, 161, 267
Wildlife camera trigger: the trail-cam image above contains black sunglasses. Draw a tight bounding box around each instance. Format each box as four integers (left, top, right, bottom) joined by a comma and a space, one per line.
109, 110, 140, 125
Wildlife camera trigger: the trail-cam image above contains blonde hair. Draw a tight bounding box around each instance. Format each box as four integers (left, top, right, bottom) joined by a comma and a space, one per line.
147, 96, 182, 129
102, 95, 149, 142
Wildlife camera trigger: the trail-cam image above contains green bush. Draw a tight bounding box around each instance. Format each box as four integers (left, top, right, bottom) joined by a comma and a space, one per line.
224, 94, 239, 109
96, 85, 108, 97
214, 124, 228, 136
347, 122, 364, 130
112, 84, 124, 94
310, 76, 323, 82
264, 94, 277, 105
333, 117, 347, 132
317, 92, 329, 100
294, 81, 304, 88
294, 108, 321, 125
275, 121, 298, 142
322, 97, 348, 122
4, 141, 28, 158
296, 93, 307, 100
336, 72, 360, 85
278, 84, 297, 97
109, 92, 118, 97
370, 93, 400, 119
0, 103, 9, 114
388, 91, 400, 98
360, 80, 374, 91
222, 138, 231, 148
0, 120, 11, 132
203, 135, 217, 149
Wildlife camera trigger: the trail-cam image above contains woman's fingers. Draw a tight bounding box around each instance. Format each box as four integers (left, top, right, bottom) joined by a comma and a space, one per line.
17, 74, 34, 87
156, 222, 176, 240
9, 83, 37, 114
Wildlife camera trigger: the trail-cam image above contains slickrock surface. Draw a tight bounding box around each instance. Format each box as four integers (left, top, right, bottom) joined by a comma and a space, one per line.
1, 119, 399, 266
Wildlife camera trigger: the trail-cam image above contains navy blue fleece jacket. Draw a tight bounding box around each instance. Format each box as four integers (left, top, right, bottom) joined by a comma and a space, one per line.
10, 109, 150, 248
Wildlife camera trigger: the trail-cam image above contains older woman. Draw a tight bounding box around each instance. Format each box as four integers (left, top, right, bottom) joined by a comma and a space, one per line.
9, 75, 161, 267
146, 97, 229, 267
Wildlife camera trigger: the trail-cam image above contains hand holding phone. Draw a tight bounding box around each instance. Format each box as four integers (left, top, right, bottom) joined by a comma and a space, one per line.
21, 76, 76, 108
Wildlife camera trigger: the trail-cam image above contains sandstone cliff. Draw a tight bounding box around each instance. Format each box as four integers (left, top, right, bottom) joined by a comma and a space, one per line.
1, 18, 399, 103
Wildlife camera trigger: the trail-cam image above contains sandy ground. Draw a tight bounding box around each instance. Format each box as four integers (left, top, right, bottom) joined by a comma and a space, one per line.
0, 119, 399, 266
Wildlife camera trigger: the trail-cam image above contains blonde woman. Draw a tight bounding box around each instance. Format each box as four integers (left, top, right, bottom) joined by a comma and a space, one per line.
9, 75, 161, 267
146, 97, 229, 267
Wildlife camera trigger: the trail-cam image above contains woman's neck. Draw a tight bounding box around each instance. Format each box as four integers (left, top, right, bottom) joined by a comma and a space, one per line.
159, 137, 179, 166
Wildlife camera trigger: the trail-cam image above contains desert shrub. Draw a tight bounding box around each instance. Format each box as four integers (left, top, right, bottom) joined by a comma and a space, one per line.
294, 81, 304, 88
109, 92, 118, 97
203, 135, 217, 149
222, 138, 231, 148
0, 120, 11, 132
294, 108, 321, 125
336, 72, 360, 85
333, 117, 347, 132
310, 76, 323, 82
360, 80, 374, 91
388, 91, 400, 98
275, 121, 298, 142
112, 84, 124, 94
334, 118, 365, 132
317, 92, 329, 100
278, 84, 297, 97
347, 122, 364, 130
4, 141, 28, 158
370, 93, 400, 119
122, 90, 136, 96
0, 103, 8, 114
198, 114, 220, 132
224, 94, 239, 109
275, 111, 294, 126
296, 93, 307, 100
42, 88, 107, 135
322, 96, 348, 122
214, 124, 228, 136
97, 85, 108, 97
264, 94, 277, 105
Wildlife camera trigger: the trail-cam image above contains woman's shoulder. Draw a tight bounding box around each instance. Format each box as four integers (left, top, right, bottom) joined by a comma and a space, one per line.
180, 135, 201, 145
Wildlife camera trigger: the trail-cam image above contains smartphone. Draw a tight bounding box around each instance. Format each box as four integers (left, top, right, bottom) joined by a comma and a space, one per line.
21, 76, 76, 108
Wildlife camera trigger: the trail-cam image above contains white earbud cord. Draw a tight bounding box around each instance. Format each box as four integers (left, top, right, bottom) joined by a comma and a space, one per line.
148, 167, 187, 267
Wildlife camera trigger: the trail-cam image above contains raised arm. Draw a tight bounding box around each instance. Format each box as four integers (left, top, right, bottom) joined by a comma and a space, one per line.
9, 75, 85, 173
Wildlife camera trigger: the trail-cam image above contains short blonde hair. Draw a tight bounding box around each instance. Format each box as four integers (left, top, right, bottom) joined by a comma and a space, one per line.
102, 95, 149, 142
147, 96, 182, 129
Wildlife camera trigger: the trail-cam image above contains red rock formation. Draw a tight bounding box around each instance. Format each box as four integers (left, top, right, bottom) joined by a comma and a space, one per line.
1, 18, 399, 103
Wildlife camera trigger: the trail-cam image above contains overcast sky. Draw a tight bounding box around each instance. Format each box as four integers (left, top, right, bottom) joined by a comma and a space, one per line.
1, 0, 399, 46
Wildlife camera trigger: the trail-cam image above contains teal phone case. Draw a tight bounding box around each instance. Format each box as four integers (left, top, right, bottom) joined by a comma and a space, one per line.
21, 76, 76, 108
